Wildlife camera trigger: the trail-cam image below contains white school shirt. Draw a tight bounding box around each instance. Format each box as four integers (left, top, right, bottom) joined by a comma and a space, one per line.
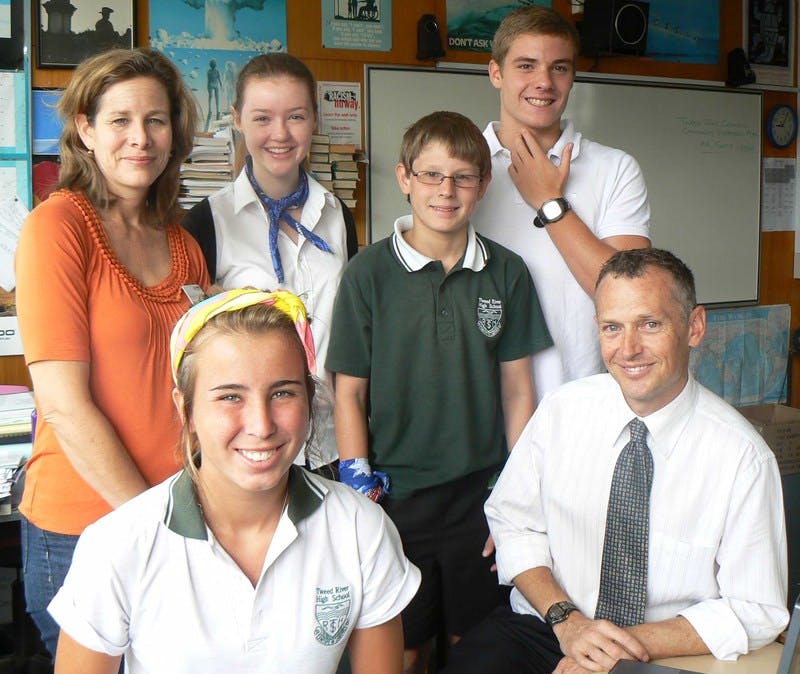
209, 171, 348, 467
49, 466, 421, 674
486, 374, 788, 660
473, 121, 650, 398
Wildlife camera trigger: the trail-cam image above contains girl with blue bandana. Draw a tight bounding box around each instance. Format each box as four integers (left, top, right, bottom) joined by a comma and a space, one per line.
182, 54, 358, 474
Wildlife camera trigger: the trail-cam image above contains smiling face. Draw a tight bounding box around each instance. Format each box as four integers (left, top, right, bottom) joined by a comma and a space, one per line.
178, 329, 311, 499
395, 140, 488, 246
232, 75, 316, 196
595, 267, 706, 417
76, 76, 173, 203
489, 33, 575, 147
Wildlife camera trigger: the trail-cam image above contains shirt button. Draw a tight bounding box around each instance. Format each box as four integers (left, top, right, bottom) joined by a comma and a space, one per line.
440, 309, 448, 316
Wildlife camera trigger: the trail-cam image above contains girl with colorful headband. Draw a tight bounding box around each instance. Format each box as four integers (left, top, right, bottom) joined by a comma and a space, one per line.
48, 289, 420, 674
182, 53, 360, 476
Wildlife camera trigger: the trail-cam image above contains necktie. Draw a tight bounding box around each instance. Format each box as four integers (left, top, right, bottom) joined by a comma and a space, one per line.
594, 417, 654, 627
244, 157, 332, 285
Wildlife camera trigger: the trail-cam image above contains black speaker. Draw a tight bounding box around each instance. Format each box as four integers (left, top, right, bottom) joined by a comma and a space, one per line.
726, 48, 756, 87
580, 0, 649, 56
417, 14, 445, 60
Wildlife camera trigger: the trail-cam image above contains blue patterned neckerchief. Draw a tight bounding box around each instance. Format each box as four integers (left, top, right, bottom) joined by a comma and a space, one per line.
244, 156, 332, 284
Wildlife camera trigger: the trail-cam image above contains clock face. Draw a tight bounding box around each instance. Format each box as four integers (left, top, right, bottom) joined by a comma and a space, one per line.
769, 105, 797, 148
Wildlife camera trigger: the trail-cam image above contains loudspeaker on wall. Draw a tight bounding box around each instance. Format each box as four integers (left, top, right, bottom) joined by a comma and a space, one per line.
726, 48, 756, 87
417, 14, 445, 61
579, 0, 650, 57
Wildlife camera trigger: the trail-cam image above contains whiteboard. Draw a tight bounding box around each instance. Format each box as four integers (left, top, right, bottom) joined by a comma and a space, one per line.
366, 66, 763, 306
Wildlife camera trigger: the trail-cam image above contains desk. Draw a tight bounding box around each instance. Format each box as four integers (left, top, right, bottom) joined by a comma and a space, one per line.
647, 642, 783, 673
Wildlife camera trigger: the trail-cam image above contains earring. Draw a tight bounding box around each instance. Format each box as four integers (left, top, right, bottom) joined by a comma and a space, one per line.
87, 148, 94, 156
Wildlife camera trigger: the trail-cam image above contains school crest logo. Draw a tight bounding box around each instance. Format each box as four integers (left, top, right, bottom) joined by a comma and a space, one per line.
314, 585, 352, 646
477, 297, 502, 337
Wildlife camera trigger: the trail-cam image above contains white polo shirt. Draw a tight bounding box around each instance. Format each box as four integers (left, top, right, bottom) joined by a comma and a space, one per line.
210, 171, 349, 467
473, 121, 650, 398
49, 466, 421, 674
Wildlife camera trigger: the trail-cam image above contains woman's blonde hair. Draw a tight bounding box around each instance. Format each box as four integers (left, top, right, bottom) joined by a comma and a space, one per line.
57, 48, 198, 226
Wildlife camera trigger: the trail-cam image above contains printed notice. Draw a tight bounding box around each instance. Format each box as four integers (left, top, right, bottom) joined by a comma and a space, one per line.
321, 0, 391, 51
0, 194, 29, 291
0, 74, 16, 149
317, 81, 362, 147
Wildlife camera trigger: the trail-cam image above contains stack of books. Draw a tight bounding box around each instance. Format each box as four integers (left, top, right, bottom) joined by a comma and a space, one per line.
330, 142, 360, 208
0, 390, 34, 510
0, 390, 34, 446
179, 127, 235, 209
309, 133, 334, 187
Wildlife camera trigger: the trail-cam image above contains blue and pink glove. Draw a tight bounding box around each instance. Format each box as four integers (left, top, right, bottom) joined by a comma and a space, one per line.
339, 458, 390, 503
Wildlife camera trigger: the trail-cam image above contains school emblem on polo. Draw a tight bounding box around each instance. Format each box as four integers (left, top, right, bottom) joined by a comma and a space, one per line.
476, 298, 502, 337
314, 585, 352, 645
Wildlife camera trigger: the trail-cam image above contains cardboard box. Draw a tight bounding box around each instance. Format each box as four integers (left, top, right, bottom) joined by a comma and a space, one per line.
738, 404, 800, 475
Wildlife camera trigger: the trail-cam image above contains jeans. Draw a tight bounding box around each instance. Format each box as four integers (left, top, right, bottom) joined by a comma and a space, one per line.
20, 516, 80, 660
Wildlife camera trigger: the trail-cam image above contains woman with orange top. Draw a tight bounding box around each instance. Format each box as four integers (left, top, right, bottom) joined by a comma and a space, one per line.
14, 48, 208, 659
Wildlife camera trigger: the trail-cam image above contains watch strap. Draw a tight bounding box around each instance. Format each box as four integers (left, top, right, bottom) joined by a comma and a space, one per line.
534, 197, 571, 227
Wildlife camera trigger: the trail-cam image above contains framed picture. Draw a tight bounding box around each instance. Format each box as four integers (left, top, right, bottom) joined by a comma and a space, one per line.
744, 0, 794, 86
38, 0, 135, 69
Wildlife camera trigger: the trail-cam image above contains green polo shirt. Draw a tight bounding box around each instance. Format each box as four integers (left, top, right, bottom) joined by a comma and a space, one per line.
327, 218, 552, 498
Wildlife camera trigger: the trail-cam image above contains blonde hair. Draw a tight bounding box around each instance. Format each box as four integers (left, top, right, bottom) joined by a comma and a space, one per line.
57, 48, 198, 227
174, 303, 317, 481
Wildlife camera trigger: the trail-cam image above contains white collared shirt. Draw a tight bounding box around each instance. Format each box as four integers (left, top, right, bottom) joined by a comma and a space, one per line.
473, 121, 650, 398
49, 467, 420, 673
487, 374, 788, 660
390, 215, 488, 272
208, 171, 349, 466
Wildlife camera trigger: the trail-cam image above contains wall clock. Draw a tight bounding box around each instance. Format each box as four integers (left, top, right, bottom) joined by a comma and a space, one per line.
767, 104, 797, 148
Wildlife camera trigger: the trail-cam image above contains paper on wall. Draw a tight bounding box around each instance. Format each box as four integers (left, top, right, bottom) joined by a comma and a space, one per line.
0, 195, 29, 292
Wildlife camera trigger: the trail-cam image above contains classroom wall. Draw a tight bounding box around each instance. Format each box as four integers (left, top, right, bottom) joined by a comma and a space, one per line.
6, 0, 799, 404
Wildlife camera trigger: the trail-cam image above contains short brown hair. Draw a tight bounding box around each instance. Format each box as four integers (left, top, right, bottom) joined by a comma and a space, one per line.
174, 302, 317, 481
596, 248, 697, 320
492, 6, 580, 66
398, 111, 491, 178
57, 48, 198, 227
233, 53, 318, 119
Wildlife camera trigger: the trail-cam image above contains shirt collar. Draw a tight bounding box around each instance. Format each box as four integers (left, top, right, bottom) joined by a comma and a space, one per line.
609, 376, 697, 460
164, 464, 325, 541
390, 215, 488, 272
638, 376, 697, 459
232, 169, 335, 216
484, 120, 583, 162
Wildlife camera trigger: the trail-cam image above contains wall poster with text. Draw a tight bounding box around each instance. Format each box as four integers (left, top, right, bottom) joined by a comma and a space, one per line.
322, 0, 391, 51
446, 0, 551, 53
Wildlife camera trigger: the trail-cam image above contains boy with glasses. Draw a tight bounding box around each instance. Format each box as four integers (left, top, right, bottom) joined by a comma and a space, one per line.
328, 110, 552, 672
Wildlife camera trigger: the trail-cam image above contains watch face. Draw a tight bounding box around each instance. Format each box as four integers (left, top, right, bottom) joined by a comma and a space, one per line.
769, 105, 797, 148
541, 200, 564, 220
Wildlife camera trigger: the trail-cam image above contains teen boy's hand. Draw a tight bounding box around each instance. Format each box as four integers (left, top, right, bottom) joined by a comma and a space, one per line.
509, 129, 574, 211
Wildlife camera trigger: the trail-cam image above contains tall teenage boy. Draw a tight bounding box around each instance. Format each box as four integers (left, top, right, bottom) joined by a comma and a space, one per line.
473, 6, 651, 397
327, 111, 552, 673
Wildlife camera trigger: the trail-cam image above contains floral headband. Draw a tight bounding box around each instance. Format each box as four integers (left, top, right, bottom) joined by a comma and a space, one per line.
170, 288, 316, 383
